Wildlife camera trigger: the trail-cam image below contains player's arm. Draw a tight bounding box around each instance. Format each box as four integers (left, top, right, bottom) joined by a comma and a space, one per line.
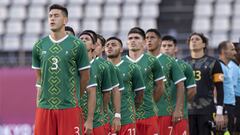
187, 87, 196, 102
184, 63, 197, 102
152, 58, 165, 102
35, 70, 41, 107
212, 60, 224, 129
79, 69, 90, 97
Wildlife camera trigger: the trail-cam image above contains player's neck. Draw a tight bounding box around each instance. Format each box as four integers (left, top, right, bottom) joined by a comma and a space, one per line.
219, 55, 230, 65
107, 56, 121, 65
190, 49, 204, 59
129, 50, 144, 60
50, 29, 66, 41
148, 48, 160, 57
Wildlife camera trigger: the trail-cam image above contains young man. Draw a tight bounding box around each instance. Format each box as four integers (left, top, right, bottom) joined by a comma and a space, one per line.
218, 41, 237, 134
145, 29, 187, 135
32, 4, 91, 135
184, 33, 224, 135
105, 36, 145, 135
79, 32, 112, 135
65, 25, 75, 36
160, 35, 197, 134
123, 27, 165, 135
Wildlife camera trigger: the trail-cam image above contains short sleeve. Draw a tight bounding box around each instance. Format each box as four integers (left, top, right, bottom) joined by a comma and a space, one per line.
101, 65, 113, 92
184, 63, 196, 89
132, 64, 145, 91
32, 40, 41, 69
152, 57, 165, 81
171, 60, 186, 84
76, 40, 90, 71
87, 66, 97, 88
108, 62, 119, 88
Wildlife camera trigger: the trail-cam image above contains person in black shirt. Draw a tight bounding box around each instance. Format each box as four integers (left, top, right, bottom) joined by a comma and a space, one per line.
184, 33, 224, 135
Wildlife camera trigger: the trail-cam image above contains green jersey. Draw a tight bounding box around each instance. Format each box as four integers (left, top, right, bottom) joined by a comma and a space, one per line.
156, 53, 186, 116
173, 59, 196, 118
32, 35, 90, 109
81, 58, 113, 128
123, 53, 165, 119
116, 60, 145, 125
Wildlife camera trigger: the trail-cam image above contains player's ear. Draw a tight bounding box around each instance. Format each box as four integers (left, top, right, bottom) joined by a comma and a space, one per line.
175, 46, 178, 54
120, 47, 124, 53
64, 17, 68, 25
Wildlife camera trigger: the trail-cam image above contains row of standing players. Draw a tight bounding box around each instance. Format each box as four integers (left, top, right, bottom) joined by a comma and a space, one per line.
32, 4, 240, 135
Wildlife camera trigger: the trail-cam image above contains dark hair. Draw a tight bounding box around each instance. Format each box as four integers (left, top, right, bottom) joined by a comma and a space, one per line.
146, 29, 161, 38
233, 42, 240, 49
218, 41, 231, 54
162, 35, 177, 45
97, 34, 106, 47
128, 27, 145, 39
106, 37, 123, 47
49, 4, 68, 17
65, 26, 75, 36
82, 30, 97, 44
79, 32, 94, 43
187, 32, 208, 50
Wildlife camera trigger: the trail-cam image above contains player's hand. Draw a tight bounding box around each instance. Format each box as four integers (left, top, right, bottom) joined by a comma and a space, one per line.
84, 119, 93, 135
112, 117, 121, 132
172, 110, 183, 123
215, 114, 225, 130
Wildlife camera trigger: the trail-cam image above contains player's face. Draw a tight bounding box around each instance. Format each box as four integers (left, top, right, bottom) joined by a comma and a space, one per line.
105, 40, 122, 58
94, 38, 104, 56
79, 34, 93, 52
127, 33, 145, 52
161, 40, 177, 57
48, 9, 67, 32
225, 42, 236, 60
146, 32, 161, 52
189, 35, 206, 51
234, 45, 240, 62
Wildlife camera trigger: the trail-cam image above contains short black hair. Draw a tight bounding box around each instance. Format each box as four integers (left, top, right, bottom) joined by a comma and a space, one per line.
49, 4, 68, 17
233, 42, 240, 49
146, 29, 161, 38
187, 32, 208, 50
82, 30, 97, 44
65, 26, 75, 36
106, 37, 123, 47
218, 41, 231, 54
128, 27, 145, 39
79, 32, 94, 43
97, 34, 106, 47
162, 35, 177, 45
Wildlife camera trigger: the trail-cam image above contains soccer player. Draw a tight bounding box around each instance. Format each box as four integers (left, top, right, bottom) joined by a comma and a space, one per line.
79, 32, 113, 135
218, 41, 237, 134
32, 4, 90, 135
145, 29, 187, 135
160, 35, 197, 134
184, 33, 224, 135
65, 26, 75, 36
123, 27, 165, 135
105, 36, 145, 135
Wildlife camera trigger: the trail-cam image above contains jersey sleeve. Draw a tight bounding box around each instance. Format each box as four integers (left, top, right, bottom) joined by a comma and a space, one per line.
183, 63, 196, 89
101, 66, 113, 92
114, 66, 124, 91
171, 60, 186, 84
87, 66, 98, 89
152, 57, 165, 81
108, 62, 120, 88
32, 40, 41, 69
132, 64, 145, 91
76, 40, 90, 71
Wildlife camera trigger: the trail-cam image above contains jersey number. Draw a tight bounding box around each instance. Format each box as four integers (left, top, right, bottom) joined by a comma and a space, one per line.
127, 128, 136, 135
74, 126, 79, 135
51, 57, 59, 70
193, 70, 201, 81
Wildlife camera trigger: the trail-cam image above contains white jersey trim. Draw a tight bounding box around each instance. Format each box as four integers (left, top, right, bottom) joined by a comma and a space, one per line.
116, 60, 124, 67
174, 77, 186, 85
119, 87, 124, 91
186, 84, 197, 89
32, 66, 40, 69
126, 54, 144, 63
79, 65, 91, 71
102, 87, 113, 92
155, 76, 165, 81
87, 83, 97, 89
134, 86, 145, 91
112, 83, 120, 89
156, 53, 163, 58
49, 35, 69, 43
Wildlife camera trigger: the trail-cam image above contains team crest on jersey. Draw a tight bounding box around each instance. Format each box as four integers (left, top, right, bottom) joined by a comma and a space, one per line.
42, 51, 47, 54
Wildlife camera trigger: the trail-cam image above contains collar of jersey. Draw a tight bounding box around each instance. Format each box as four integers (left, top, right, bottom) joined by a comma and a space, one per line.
49, 35, 69, 43
126, 54, 144, 63
156, 53, 163, 58
116, 60, 124, 67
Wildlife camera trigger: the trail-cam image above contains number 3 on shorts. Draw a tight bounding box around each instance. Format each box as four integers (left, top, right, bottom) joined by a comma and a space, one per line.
74, 126, 79, 135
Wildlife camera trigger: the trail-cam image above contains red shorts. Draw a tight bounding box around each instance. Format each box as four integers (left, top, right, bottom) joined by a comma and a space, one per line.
158, 116, 189, 135
91, 124, 107, 135
136, 116, 159, 135
34, 107, 84, 135
118, 123, 136, 135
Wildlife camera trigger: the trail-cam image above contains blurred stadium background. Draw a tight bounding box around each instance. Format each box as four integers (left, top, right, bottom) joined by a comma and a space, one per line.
0, 0, 239, 134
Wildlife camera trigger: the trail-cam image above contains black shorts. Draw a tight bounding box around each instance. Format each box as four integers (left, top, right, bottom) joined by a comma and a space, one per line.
235, 96, 240, 132
189, 114, 213, 135
224, 104, 236, 133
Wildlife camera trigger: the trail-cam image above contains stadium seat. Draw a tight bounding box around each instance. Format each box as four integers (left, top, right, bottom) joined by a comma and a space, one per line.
0, 6, 8, 21
12, 0, 29, 6
82, 19, 99, 32
212, 17, 230, 32
230, 32, 240, 42
139, 18, 157, 30
142, 0, 161, 4
122, 4, 139, 18
88, 0, 105, 4
119, 18, 137, 33
231, 18, 240, 32
43, 19, 50, 34
0, 21, 4, 35
9, 5, 26, 20
196, 0, 215, 3
67, 19, 81, 34
49, 0, 67, 5
68, 0, 85, 5
85, 4, 102, 19
211, 32, 228, 48
105, 0, 122, 4
25, 19, 42, 34
3, 34, 21, 51
103, 4, 121, 18
0, 0, 11, 6
125, 0, 142, 4
6, 20, 23, 35
192, 17, 210, 33
117, 32, 128, 49
100, 19, 118, 35
214, 3, 232, 17
233, 3, 240, 17
28, 5, 45, 20
194, 3, 213, 17
67, 5, 83, 19
31, 0, 48, 5
22, 34, 39, 51
141, 4, 159, 18
216, 0, 233, 3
